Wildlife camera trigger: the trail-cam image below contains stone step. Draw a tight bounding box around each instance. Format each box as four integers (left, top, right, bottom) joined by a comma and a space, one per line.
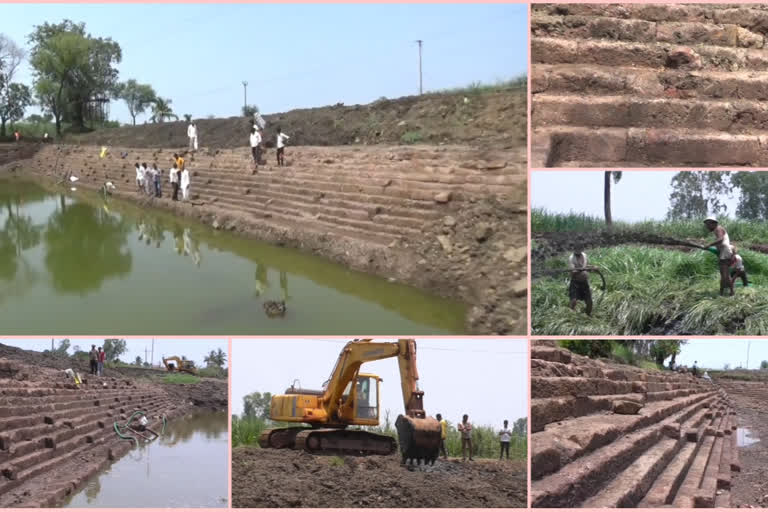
532, 35, 768, 72
672, 435, 716, 507
533, 126, 768, 167
533, 94, 768, 133
532, 14, 765, 49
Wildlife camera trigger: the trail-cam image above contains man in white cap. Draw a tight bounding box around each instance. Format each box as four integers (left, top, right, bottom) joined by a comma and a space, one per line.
704, 217, 733, 296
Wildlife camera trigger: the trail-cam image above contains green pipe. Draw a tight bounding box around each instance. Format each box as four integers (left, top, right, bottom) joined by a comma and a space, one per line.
113, 421, 138, 446
161, 416, 167, 435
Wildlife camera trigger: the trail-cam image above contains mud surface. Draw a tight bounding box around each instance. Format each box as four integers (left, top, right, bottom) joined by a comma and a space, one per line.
232, 447, 527, 508
719, 379, 768, 508
73, 90, 525, 150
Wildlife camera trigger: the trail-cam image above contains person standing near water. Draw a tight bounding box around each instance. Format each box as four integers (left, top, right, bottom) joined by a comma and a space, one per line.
181, 166, 190, 201
276, 126, 289, 166
170, 163, 180, 201
249, 127, 262, 170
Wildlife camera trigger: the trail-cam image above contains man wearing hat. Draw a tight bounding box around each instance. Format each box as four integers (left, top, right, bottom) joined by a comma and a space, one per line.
704, 217, 733, 296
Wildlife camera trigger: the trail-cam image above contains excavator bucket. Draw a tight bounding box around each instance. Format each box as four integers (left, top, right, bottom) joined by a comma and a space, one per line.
395, 414, 441, 465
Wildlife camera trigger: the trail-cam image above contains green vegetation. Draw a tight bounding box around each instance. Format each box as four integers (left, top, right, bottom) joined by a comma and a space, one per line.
163, 374, 200, 384
557, 340, 684, 370
534, 245, 768, 335
400, 130, 423, 144
329, 456, 345, 467
532, 209, 768, 243
232, 415, 269, 447
431, 75, 527, 96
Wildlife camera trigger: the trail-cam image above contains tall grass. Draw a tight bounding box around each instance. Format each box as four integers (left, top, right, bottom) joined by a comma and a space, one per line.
162, 374, 200, 384
533, 209, 768, 243
232, 416, 268, 447
534, 245, 768, 335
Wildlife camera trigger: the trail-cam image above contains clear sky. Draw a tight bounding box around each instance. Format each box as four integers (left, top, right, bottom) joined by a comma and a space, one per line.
532, 171, 741, 222
2, 3, 526, 124
0, 338, 227, 368
232, 338, 528, 427
676, 339, 768, 371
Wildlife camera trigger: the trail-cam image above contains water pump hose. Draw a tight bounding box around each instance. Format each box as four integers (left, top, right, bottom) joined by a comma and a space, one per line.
113, 410, 148, 446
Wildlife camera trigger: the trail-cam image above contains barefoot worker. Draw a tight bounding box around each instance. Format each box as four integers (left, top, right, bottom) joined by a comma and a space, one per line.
458, 414, 474, 462
704, 217, 733, 296
568, 245, 593, 316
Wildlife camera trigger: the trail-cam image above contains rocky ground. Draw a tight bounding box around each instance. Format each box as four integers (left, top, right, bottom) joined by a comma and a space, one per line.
232, 447, 527, 508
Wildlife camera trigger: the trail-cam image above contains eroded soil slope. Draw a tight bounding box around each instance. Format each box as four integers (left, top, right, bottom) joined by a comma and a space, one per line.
232, 447, 527, 508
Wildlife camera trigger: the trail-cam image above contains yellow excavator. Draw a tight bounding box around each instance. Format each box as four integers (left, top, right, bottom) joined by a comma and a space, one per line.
259, 339, 442, 464
162, 356, 198, 375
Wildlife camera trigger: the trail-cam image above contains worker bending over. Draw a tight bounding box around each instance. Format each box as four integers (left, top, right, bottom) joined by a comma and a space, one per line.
730, 245, 748, 290
704, 217, 733, 296
568, 245, 592, 316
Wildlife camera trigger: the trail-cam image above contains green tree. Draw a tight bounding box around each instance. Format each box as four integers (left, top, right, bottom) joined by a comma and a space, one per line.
242, 104, 259, 117
46, 338, 70, 356
0, 83, 32, 135
243, 391, 272, 419
115, 79, 156, 125
102, 338, 127, 362
149, 97, 177, 123
204, 348, 227, 368
135, 355, 142, 366
604, 171, 622, 226
650, 340, 684, 367
761, 360, 768, 369
512, 417, 527, 436
731, 171, 768, 220
667, 171, 732, 220
559, 340, 613, 358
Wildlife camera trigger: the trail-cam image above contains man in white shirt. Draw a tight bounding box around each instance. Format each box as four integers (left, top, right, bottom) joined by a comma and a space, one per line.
569, 245, 592, 316
181, 167, 190, 201
276, 126, 289, 167
705, 217, 733, 296
498, 420, 512, 460
187, 122, 198, 151
729, 245, 748, 290
135, 162, 143, 192
170, 163, 180, 201
250, 127, 262, 170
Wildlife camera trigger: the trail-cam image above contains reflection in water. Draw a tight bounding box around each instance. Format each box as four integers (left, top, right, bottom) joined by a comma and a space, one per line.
0, 178, 466, 334
44, 197, 132, 294
64, 412, 227, 508
737, 427, 760, 447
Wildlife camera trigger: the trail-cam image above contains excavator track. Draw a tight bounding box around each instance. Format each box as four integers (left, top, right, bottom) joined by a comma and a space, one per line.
258, 427, 308, 449
294, 428, 396, 456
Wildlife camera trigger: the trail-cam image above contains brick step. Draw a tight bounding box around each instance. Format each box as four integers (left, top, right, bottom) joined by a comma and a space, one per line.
197, 193, 422, 240
532, 14, 765, 49
583, 402, 716, 507
532, 36, 768, 72
531, 396, 721, 507
532, 392, 719, 478
532, 4, 768, 30
532, 126, 768, 167
533, 94, 768, 133
0, 387, 137, 406
195, 183, 436, 230
531, 376, 710, 398
533, 63, 768, 101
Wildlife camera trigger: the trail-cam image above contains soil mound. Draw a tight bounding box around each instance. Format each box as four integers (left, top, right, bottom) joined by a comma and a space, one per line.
232, 447, 526, 508
75, 89, 525, 150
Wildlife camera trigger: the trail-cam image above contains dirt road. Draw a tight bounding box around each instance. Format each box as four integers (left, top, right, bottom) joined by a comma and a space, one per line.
232, 447, 527, 508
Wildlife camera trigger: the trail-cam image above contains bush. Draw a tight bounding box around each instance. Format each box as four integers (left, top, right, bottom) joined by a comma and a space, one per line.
232, 416, 268, 447
400, 130, 423, 144
559, 340, 613, 358
163, 374, 200, 385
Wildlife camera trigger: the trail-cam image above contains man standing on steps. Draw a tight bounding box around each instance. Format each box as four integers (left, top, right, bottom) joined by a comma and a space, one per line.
276, 126, 289, 166
187, 121, 198, 151
458, 414, 473, 462
704, 217, 733, 296
97, 347, 106, 376
170, 162, 180, 201
249, 127, 262, 171
568, 245, 593, 316
89, 345, 98, 375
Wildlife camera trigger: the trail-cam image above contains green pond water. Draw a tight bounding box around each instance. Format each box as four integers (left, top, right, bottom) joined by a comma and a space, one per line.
0, 178, 466, 334
64, 412, 228, 508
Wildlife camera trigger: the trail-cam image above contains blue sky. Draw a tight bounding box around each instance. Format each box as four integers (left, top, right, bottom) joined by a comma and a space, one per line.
232, 338, 528, 427
533, 171, 741, 222
0, 338, 228, 368
677, 339, 768, 371
2, 3, 526, 124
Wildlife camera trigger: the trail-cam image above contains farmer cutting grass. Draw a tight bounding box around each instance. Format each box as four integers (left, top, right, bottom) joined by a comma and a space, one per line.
704, 217, 733, 297
730, 246, 748, 290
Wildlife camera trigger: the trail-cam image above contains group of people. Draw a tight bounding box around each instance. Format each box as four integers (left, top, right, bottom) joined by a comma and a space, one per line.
434, 414, 515, 462
89, 345, 106, 376
249, 124, 290, 170
134, 153, 190, 201
567, 216, 752, 315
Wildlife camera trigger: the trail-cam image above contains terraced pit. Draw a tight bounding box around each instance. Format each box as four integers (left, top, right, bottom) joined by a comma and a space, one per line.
531, 344, 740, 508
531, 3, 768, 167
0, 355, 226, 508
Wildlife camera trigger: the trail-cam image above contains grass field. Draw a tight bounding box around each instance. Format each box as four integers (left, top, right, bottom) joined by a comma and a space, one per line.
533, 245, 768, 335
162, 374, 200, 384
232, 415, 526, 460
532, 209, 768, 243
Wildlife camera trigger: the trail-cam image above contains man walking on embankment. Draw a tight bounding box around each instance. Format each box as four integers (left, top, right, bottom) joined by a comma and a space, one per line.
704, 217, 733, 296
89, 345, 98, 375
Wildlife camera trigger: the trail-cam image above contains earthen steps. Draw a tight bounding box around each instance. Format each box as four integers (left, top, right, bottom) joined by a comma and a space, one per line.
533, 4, 768, 26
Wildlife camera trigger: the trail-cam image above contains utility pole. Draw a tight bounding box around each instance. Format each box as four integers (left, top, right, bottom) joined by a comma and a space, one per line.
242, 81, 248, 110
145, 347, 148, 365
746, 340, 751, 369
151, 339, 154, 368
415, 40, 423, 95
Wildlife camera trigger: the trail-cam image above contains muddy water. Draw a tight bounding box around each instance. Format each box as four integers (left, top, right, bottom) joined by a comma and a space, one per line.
0, 179, 465, 333
737, 427, 760, 447
64, 412, 228, 508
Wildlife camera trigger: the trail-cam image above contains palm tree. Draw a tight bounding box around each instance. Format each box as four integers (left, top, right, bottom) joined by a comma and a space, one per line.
150, 97, 178, 123
204, 348, 227, 368
604, 171, 623, 227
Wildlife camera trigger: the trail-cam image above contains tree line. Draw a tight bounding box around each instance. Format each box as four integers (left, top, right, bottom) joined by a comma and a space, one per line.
0, 21, 181, 138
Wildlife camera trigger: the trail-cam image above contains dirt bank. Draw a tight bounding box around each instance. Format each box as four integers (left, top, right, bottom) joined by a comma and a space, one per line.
73, 89, 525, 150
232, 447, 526, 508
